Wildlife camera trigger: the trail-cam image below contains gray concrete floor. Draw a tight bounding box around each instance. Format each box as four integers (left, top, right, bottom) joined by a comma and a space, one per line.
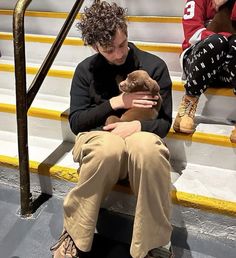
0, 182, 236, 258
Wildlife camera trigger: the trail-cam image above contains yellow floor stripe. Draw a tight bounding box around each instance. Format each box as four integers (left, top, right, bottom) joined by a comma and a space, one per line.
173, 81, 235, 97
0, 63, 233, 97
0, 103, 16, 114
0, 10, 73, 19
0, 32, 180, 52
0, 32, 84, 46
0, 10, 13, 15
127, 16, 182, 23
28, 107, 68, 120
168, 128, 236, 147
0, 63, 74, 78
1, 154, 235, 216
0, 155, 78, 183
172, 191, 236, 217
137, 43, 181, 53
1, 102, 235, 149
0, 103, 67, 120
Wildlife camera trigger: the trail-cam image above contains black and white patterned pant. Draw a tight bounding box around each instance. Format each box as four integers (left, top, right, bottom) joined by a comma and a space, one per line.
183, 34, 236, 96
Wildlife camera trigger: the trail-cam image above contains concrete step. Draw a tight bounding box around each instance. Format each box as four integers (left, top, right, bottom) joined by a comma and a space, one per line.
1, 64, 235, 182
0, 131, 235, 219
0, 32, 182, 74
0, 0, 185, 16
1, 1, 236, 254
0, 0, 235, 224
1, 100, 235, 170
1, 62, 235, 122
0, 10, 183, 43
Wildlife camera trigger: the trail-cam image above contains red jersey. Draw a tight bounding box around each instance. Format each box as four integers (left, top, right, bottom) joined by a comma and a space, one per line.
182, 0, 236, 50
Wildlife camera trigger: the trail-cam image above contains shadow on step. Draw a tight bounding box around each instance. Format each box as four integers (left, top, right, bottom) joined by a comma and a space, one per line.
95, 208, 192, 258
37, 141, 74, 194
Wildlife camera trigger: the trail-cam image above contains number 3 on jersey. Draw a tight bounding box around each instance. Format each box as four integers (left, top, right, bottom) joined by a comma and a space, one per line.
184, 0, 195, 19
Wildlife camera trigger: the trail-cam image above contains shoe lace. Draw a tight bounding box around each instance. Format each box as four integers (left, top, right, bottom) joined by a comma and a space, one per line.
50, 230, 78, 257
178, 97, 198, 118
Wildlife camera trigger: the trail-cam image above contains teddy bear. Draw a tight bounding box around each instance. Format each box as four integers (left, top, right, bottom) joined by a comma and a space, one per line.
105, 70, 162, 125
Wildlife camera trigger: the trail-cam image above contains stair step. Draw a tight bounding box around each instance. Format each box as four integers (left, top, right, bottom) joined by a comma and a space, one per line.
0, 106, 74, 142
0, 10, 183, 43
0, 0, 185, 17
173, 163, 236, 203
1, 102, 235, 171
0, 88, 69, 111
1, 60, 235, 170
1, 0, 235, 221
0, 132, 76, 180
1, 144, 235, 217
1, 61, 235, 122
0, 0, 184, 16
0, 32, 182, 74
167, 128, 236, 171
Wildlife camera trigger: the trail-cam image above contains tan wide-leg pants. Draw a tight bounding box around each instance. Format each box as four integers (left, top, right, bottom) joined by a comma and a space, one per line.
63, 131, 172, 258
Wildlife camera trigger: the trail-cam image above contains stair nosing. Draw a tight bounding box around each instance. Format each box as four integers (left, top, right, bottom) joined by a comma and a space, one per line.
1, 62, 234, 97
0, 102, 235, 148
0, 32, 182, 52
0, 9, 182, 23
0, 153, 235, 216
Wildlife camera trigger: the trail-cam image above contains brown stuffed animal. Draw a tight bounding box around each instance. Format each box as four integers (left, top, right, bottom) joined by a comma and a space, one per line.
105, 70, 162, 125
207, 0, 236, 33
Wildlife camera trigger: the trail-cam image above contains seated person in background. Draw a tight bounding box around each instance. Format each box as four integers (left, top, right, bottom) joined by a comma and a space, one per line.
173, 0, 236, 143
51, 1, 173, 258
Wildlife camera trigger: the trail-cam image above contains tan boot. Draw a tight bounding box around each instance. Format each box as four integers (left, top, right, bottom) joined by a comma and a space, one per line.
230, 126, 236, 143
173, 95, 199, 134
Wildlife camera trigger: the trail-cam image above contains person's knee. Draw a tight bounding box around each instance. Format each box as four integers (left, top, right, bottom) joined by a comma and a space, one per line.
203, 34, 228, 53
208, 34, 228, 45
78, 133, 126, 181
89, 133, 125, 163
127, 132, 170, 163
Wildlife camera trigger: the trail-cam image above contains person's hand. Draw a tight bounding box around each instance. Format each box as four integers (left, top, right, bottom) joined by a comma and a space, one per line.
110, 91, 160, 110
103, 120, 141, 138
212, 0, 228, 11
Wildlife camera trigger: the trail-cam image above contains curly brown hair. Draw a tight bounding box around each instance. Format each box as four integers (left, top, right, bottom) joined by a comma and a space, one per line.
77, 0, 127, 48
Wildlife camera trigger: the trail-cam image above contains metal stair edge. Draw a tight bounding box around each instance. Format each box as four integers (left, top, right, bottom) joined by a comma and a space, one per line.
0, 153, 235, 217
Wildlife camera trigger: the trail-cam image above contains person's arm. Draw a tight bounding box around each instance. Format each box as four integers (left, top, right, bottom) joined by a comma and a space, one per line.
183, 0, 215, 46
183, 0, 232, 47
140, 60, 172, 138
212, 0, 228, 11
69, 61, 161, 136
69, 63, 114, 135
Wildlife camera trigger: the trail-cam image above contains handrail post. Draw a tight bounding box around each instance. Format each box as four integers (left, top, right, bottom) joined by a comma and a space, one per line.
12, 0, 85, 217
13, 0, 32, 217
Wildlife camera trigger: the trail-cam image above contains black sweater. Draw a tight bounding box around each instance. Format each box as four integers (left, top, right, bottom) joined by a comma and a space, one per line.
69, 42, 172, 138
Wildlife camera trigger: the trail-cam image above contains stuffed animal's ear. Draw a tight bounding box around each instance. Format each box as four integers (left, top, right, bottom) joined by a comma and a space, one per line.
145, 78, 160, 95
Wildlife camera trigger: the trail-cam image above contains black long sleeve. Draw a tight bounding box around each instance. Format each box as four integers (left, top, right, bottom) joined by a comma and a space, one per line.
69, 43, 172, 138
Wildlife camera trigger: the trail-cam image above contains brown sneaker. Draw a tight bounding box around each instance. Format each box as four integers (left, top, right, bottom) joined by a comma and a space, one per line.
230, 126, 236, 143
50, 229, 79, 258
173, 95, 199, 134
146, 246, 174, 258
